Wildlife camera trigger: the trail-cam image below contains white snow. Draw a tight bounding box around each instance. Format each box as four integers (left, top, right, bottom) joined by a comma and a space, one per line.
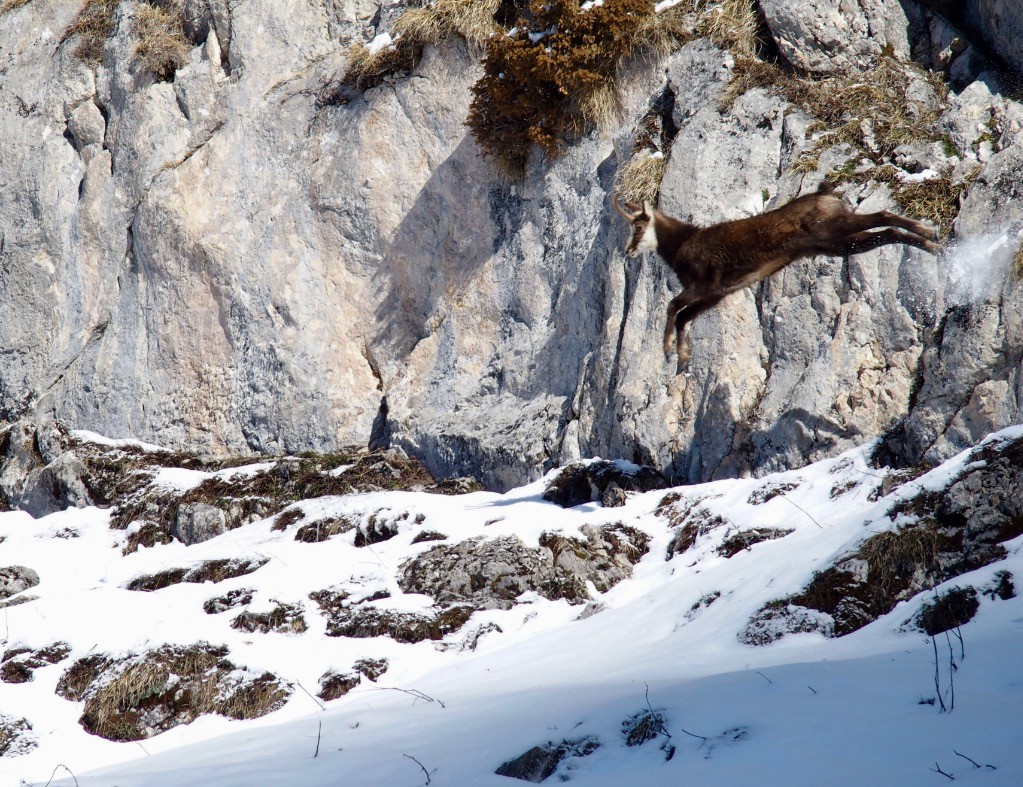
944, 228, 1019, 305
366, 32, 394, 56
1, 432, 1021, 786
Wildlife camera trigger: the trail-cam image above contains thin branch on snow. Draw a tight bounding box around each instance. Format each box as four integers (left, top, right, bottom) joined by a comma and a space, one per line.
314, 721, 322, 758
42, 764, 79, 787
403, 753, 437, 785
929, 761, 955, 780
297, 681, 326, 710
366, 686, 446, 708
953, 750, 996, 770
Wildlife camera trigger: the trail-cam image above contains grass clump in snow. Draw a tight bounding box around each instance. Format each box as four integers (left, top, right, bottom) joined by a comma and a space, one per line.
913, 586, 979, 635
231, 602, 308, 635
56, 643, 291, 741
1, 642, 71, 684
317, 669, 361, 701
716, 527, 793, 558
125, 557, 268, 591
0, 714, 36, 757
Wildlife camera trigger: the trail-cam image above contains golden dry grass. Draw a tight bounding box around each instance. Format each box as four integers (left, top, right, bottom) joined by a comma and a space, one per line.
1014, 244, 1023, 280
0, 0, 32, 15
700, 0, 762, 61
134, 2, 191, 80
858, 526, 943, 597
615, 153, 666, 204
62, 0, 119, 64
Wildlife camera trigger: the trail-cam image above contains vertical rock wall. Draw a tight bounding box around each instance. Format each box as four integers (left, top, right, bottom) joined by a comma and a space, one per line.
1, 0, 1021, 490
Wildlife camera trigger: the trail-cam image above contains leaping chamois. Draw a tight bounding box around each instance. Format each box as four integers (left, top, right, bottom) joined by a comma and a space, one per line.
613, 187, 941, 369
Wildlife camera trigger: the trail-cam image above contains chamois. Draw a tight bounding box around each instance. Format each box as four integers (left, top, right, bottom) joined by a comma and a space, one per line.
613, 187, 941, 369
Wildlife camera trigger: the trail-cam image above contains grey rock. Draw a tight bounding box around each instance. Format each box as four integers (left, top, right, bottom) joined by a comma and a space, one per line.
495, 737, 600, 783
171, 502, 228, 545
399, 525, 650, 610
0, 566, 40, 600
18, 454, 93, 518
759, 0, 912, 73
0, 2, 1021, 494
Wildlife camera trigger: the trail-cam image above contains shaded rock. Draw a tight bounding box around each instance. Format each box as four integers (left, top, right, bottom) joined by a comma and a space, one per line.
542, 461, 666, 508
0, 566, 39, 599
170, 502, 229, 545
17, 453, 93, 517
495, 736, 600, 782
399, 525, 650, 610
411, 529, 448, 544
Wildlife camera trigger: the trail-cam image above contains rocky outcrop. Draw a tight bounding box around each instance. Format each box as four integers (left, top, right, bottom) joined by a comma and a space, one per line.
740, 431, 1023, 644
0, 566, 39, 600
400, 524, 651, 609
1, 0, 1021, 493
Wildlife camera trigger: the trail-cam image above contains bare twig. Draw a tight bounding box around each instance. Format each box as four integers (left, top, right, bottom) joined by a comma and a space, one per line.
365, 686, 446, 708
42, 764, 79, 787
642, 682, 677, 759
778, 495, 823, 528
953, 750, 996, 770
314, 721, 322, 758
755, 671, 773, 685
945, 631, 956, 712
932, 637, 948, 713
951, 626, 964, 661
404, 753, 436, 785
297, 680, 326, 711
807, 685, 817, 694
929, 761, 955, 780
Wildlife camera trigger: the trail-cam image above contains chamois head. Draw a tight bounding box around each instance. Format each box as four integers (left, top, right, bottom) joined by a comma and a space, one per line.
613, 196, 658, 258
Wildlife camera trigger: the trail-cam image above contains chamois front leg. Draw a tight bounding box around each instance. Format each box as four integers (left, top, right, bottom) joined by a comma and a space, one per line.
665, 292, 725, 371
663, 291, 700, 358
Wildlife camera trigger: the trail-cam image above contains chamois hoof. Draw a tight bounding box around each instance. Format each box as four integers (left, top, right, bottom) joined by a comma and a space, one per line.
924, 239, 943, 255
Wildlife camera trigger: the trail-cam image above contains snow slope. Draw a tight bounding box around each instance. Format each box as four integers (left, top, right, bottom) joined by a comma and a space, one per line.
2, 434, 1021, 786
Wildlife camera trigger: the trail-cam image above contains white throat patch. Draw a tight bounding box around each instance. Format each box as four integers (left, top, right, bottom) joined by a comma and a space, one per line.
637, 219, 658, 254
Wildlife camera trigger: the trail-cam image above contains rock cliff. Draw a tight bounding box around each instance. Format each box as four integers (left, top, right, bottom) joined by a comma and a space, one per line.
1, 0, 1021, 490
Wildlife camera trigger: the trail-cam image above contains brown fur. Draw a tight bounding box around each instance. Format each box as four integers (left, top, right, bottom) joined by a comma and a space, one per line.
613, 188, 941, 369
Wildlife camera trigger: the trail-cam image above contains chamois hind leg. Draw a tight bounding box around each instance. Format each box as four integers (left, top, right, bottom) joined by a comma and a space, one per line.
672, 294, 725, 369
846, 210, 939, 242
839, 228, 941, 256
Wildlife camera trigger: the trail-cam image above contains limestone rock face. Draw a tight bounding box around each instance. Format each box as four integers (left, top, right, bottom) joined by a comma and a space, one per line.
1, 1, 1021, 492
759, 0, 913, 73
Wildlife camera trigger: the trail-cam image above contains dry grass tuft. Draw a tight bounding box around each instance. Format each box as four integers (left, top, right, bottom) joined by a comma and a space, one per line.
614, 153, 666, 204
0, 0, 32, 14
1013, 242, 1023, 280
60, 643, 291, 741
434, 0, 501, 47
700, 0, 762, 61
720, 55, 785, 109
858, 526, 943, 599
134, 1, 191, 80
62, 0, 120, 64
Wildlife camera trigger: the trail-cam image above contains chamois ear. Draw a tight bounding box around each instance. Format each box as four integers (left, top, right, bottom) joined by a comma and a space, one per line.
642, 200, 654, 218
